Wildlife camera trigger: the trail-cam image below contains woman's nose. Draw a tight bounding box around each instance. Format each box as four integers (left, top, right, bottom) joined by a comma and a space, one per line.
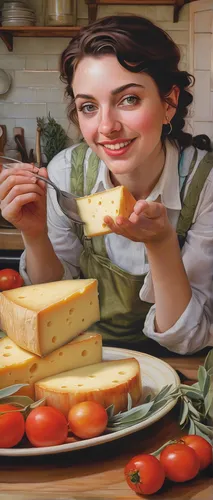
98, 110, 121, 135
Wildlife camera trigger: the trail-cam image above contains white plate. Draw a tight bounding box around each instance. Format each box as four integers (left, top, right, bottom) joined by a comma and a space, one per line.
0, 347, 180, 457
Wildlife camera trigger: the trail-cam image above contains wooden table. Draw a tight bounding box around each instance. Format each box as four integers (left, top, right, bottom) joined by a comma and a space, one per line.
0, 356, 212, 500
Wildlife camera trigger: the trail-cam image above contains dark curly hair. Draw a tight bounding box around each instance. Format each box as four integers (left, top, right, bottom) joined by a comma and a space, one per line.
60, 15, 211, 152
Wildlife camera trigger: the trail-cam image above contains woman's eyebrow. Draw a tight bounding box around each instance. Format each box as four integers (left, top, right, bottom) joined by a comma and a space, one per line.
74, 83, 145, 101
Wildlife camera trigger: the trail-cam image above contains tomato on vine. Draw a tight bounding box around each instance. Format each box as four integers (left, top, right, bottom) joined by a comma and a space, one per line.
181, 435, 212, 470
124, 454, 165, 495
160, 442, 200, 482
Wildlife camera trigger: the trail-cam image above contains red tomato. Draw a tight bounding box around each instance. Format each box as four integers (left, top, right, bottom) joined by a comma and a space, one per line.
26, 406, 68, 447
68, 401, 108, 439
124, 454, 165, 495
160, 443, 200, 482
182, 435, 212, 470
0, 404, 25, 448
0, 268, 24, 291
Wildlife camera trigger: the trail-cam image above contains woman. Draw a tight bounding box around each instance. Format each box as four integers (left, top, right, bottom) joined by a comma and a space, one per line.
0, 15, 213, 354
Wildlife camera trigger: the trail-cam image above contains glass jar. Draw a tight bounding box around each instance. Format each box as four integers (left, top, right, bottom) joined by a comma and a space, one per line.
45, 0, 76, 26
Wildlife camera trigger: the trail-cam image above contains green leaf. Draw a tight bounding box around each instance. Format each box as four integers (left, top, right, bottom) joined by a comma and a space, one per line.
192, 382, 200, 390
28, 398, 46, 411
0, 384, 29, 399
198, 365, 207, 392
180, 386, 203, 401
203, 373, 211, 399
0, 330, 6, 339
204, 349, 213, 373
151, 384, 173, 403
204, 375, 213, 418
127, 393, 132, 411
187, 400, 201, 420
179, 399, 189, 426
144, 394, 152, 404
188, 417, 195, 434
0, 395, 34, 406
106, 404, 115, 420
108, 401, 154, 425
194, 424, 212, 444
195, 421, 213, 438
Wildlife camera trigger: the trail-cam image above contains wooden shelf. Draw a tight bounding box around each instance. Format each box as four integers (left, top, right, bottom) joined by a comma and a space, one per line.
0, 229, 24, 250
0, 26, 81, 52
85, 0, 192, 24
0, 0, 194, 51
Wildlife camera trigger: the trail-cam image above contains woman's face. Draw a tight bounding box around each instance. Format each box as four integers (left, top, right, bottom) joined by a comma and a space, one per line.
72, 55, 174, 176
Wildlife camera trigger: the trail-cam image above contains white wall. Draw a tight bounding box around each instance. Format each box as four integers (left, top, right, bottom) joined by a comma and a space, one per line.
0, 1, 189, 155
189, 0, 213, 140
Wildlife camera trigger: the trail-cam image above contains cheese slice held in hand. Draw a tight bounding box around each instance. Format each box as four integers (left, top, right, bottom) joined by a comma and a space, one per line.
76, 186, 136, 237
0, 332, 102, 399
0, 279, 100, 356
35, 358, 142, 416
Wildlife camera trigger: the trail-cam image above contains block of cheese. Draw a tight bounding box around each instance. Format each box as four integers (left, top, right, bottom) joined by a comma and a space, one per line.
0, 332, 102, 399
0, 279, 100, 356
76, 186, 136, 237
35, 358, 142, 416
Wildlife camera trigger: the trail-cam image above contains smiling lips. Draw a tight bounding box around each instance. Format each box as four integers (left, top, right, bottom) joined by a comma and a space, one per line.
99, 138, 135, 156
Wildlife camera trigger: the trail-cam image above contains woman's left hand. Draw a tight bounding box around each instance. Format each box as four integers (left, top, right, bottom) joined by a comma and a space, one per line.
104, 199, 173, 244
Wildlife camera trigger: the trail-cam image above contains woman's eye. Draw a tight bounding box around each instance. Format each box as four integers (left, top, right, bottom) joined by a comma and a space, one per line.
121, 95, 139, 106
79, 103, 97, 114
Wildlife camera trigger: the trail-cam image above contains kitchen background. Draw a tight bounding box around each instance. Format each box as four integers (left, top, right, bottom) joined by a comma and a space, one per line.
0, 0, 212, 267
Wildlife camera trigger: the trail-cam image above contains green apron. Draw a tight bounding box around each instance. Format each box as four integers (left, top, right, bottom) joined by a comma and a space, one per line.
70, 144, 213, 350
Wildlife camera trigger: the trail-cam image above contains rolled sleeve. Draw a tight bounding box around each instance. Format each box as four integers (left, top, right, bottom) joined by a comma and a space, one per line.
143, 293, 213, 354
19, 249, 75, 285
141, 167, 213, 354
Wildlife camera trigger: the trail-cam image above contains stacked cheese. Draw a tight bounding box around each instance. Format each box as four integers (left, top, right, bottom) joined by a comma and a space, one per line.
76, 186, 136, 237
0, 186, 142, 417
0, 332, 102, 399
0, 279, 101, 397
0, 279, 100, 356
35, 358, 142, 416
0, 277, 142, 416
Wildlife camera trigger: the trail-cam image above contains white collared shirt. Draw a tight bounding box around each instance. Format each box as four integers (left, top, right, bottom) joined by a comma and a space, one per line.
20, 140, 213, 354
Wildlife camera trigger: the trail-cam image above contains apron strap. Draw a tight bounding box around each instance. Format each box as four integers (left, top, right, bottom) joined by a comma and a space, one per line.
177, 150, 213, 249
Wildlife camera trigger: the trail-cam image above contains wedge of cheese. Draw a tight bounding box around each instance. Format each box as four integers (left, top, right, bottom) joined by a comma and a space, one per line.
35, 358, 142, 416
0, 332, 102, 399
0, 279, 100, 356
76, 186, 136, 237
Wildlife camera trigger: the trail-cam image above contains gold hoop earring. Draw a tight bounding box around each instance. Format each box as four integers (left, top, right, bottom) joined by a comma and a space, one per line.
165, 115, 172, 135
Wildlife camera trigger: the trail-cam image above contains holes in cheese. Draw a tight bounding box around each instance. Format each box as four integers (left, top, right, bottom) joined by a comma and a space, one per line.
35, 358, 142, 416
0, 278, 100, 356
76, 186, 136, 237
0, 333, 102, 398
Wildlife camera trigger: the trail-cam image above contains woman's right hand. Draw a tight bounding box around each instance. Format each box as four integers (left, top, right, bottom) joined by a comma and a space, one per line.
0, 162, 48, 239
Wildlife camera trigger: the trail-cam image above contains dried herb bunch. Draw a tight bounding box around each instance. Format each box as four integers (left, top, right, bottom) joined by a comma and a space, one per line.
37, 113, 68, 164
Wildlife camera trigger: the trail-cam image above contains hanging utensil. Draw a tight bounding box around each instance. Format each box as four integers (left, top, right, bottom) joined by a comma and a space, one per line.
0, 69, 12, 95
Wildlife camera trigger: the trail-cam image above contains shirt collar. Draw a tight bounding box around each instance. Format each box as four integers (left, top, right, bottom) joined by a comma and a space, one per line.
91, 139, 182, 210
